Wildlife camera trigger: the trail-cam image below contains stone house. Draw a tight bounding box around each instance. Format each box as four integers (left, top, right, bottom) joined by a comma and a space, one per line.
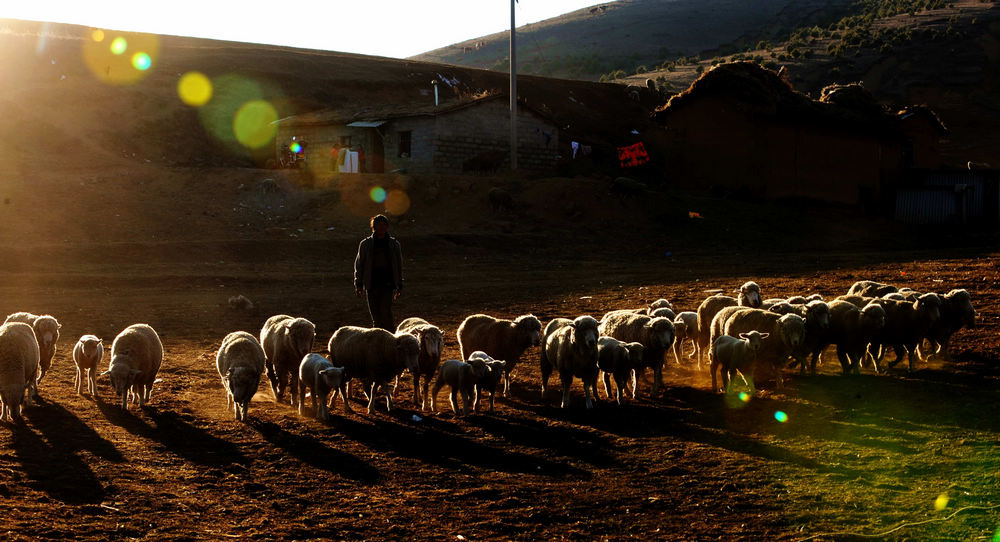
272, 94, 560, 176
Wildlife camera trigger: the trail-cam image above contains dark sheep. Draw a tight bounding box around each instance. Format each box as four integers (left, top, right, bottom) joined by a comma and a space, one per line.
923, 289, 977, 361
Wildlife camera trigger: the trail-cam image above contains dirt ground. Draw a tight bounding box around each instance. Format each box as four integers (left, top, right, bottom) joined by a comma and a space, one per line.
0, 165, 997, 541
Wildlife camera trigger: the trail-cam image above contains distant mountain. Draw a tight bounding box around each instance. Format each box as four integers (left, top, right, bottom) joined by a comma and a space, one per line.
411, 0, 856, 80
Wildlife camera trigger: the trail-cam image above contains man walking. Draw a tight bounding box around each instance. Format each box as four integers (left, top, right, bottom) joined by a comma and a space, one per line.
354, 214, 403, 330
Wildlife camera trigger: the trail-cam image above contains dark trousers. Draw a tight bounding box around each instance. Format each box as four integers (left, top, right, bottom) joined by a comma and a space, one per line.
366, 287, 395, 331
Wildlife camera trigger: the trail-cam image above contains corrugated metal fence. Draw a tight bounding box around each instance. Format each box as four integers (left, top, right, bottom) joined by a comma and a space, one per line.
894, 170, 1000, 224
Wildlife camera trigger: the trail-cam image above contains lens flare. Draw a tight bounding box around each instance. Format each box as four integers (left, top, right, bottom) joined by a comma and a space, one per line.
738, 392, 751, 403
232, 100, 278, 149
993, 526, 1000, 542
83, 31, 160, 85
131, 52, 151, 71
177, 72, 213, 106
290, 141, 302, 154
385, 189, 411, 215
774, 411, 788, 423
934, 494, 949, 511
110, 37, 127, 55
370, 187, 387, 203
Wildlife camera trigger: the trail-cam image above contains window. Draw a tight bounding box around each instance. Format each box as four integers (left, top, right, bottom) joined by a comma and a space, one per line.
398, 130, 411, 158
339, 135, 351, 146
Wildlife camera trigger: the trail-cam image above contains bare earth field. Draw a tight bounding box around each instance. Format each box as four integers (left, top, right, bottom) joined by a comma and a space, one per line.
0, 166, 999, 541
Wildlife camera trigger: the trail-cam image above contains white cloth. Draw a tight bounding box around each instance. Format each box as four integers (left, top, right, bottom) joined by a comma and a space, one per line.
339, 151, 359, 173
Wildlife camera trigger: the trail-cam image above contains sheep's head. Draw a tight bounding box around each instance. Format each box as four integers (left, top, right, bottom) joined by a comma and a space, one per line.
571, 316, 600, 350
468, 350, 493, 363
915, 293, 942, 327
415, 325, 444, 360
515, 315, 542, 347
396, 333, 421, 373
946, 289, 977, 328
649, 307, 675, 319
319, 366, 345, 392
805, 300, 830, 330
467, 359, 490, 380
284, 318, 316, 358
35, 316, 61, 351
777, 313, 805, 350
738, 330, 768, 353
768, 302, 796, 315
860, 302, 886, 332
102, 359, 141, 407
738, 281, 762, 308
80, 336, 103, 358
625, 342, 645, 366
648, 317, 675, 349
228, 366, 261, 405
672, 319, 688, 340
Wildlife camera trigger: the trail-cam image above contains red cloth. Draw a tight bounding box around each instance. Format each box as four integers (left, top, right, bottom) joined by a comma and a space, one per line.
617, 142, 650, 168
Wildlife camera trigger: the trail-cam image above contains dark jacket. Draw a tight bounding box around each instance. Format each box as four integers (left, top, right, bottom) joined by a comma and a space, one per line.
354, 234, 403, 291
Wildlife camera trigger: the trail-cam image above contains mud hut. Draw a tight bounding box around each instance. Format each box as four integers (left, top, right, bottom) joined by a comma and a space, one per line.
652, 62, 944, 209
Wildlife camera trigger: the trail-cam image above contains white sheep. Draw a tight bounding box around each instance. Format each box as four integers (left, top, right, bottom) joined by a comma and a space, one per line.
395, 317, 444, 410
216, 331, 266, 421
72, 335, 104, 396
540, 316, 600, 409
328, 326, 420, 414
695, 295, 738, 368
846, 280, 898, 297
673, 311, 699, 367
4, 312, 61, 388
710, 331, 768, 393
466, 351, 506, 413
737, 281, 763, 308
722, 310, 805, 389
298, 353, 345, 421
598, 312, 674, 396
596, 336, 633, 405
922, 289, 976, 361
103, 324, 163, 410
0, 322, 39, 423
259, 314, 316, 407
430, 359, 478, 416
457, 313, 541, 397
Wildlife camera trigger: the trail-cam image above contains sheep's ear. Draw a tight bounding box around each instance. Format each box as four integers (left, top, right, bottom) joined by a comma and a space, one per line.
738, 333, 749, 339
58, 323, 63, 329
100, 370, 111, 377
759, 333, 770, 339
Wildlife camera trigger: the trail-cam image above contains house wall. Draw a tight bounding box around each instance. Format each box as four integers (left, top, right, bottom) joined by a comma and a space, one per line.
900, 116, 943, 170
659, 96, 899, 206
274, 124, 380, 176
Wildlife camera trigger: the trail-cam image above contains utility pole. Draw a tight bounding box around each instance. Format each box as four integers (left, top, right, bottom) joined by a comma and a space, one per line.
510, 0, 517, 171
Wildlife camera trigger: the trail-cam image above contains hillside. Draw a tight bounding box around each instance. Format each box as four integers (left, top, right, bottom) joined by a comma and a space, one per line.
412, 0, 856, 80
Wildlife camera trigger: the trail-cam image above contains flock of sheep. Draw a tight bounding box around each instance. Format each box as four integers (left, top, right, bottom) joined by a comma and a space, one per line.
0, 278, 978, 422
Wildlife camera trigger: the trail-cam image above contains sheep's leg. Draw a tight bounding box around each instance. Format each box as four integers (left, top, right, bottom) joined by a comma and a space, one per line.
449, 388, 459, 415
601, 371, 611, 399
88, 369, 97, 395
422, 377, 431, 412
384, 381, 393, 412
488, 390, 496, 413
366, 382, 378, 414
319, 392, 329, 422
583, 378, 594, 410
74, 366, 82, 395
471, 385, 480, 412
559, 373, 573, 409
651, 363, 663, 396
342, 381, 354, 413
289, 374, 300, 408
298, 383, 308, 416
672, 344, 682, 366
629, 369, 638, 399
241, 401, 250, 422
264, 359, 279, 400
412, 373, 421, 408
275, 369, 288, 404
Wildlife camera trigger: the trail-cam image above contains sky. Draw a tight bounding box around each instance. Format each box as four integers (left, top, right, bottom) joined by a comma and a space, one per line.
0, 1, 606, 58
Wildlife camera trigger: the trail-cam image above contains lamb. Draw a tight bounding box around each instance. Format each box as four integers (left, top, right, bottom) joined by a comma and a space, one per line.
870, 293, 942, 373
328, 326, 420, 414
598, 312, 674, 396
102, 324, 163, 410
72, 335, 104, 396
709, 305, 754, 347
259, 314, 316, 407
596, 336, 634, 405
819, 300, 887, 375
457, 313, 542, 396
922, 289, 977, 361
540, 316, 600, 409
215, 331, 266, 421
722, 309, 806, 389
488, 187, 514, 213
846, 280, 898, 297
710, 331, 768, 393
672, 312, 699, 366
297, 353, 345, 422
0, 322, 39, 423
466, 351, 506, 412
395, 317, 444, 410
4, 312, 61, 387
430, 359, 478, 416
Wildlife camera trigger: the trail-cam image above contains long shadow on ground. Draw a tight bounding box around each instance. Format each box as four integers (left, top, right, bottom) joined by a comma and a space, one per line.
249, 419, 379, 484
